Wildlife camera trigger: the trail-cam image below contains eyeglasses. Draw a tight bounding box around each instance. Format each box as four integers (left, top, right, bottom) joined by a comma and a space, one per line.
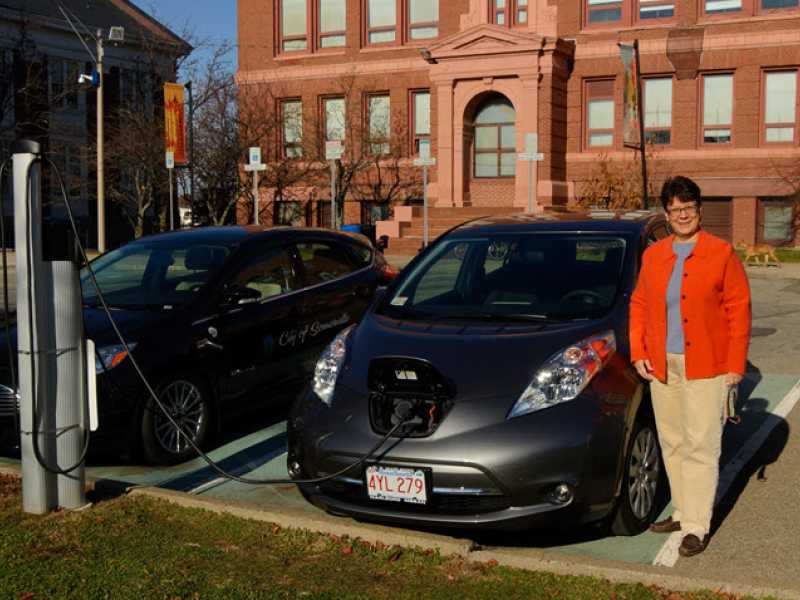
666, 204, 699, 217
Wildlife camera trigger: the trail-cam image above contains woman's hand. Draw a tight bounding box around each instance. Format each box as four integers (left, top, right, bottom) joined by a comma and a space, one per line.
725, 372, 743, 386
634, 359, 654, 381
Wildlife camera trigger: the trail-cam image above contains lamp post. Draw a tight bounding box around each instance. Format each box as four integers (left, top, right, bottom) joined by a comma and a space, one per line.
95, 29, 105, 253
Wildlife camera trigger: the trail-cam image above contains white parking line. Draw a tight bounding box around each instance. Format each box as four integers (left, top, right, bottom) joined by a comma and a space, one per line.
653, 377, 800, 567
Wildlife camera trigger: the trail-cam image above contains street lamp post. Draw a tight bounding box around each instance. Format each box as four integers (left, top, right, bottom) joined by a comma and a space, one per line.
413, 140, 436, 247
96, 29, 105, 253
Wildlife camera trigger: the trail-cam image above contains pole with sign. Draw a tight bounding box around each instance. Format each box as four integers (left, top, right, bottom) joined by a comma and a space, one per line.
325, 141, 344, 229
413, 140, 436, 247
244, 146, 267, 225
518, 133, 544, 213
166, 151, 175, 231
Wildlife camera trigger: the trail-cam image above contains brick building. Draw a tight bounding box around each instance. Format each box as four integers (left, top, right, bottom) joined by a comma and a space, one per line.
237, 0, 800, 251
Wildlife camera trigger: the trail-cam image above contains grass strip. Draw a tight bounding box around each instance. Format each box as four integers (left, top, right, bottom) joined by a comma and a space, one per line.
0, 475, 775, 600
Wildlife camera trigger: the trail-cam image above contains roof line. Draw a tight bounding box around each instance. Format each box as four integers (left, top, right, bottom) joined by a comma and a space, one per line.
107, 0, 192, 55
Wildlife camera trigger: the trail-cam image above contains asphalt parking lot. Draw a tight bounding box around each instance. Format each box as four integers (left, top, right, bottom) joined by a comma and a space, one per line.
2, 261, 799, 597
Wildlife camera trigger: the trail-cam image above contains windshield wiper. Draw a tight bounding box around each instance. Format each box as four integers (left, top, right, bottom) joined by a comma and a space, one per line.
441, 312, 554, 323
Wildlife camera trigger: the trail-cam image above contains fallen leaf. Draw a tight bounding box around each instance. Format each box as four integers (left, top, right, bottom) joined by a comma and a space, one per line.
387, 549, 403, 562
341, 545, 353, 555
486, 559, 498, 567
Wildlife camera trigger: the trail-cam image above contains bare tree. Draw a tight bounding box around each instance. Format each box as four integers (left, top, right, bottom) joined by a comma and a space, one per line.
576, 143, 672, 210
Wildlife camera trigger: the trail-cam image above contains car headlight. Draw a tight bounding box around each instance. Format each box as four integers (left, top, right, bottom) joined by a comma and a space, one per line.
95, 343, 137, 373
508, 331, 616, 419
312, 326, 354, 406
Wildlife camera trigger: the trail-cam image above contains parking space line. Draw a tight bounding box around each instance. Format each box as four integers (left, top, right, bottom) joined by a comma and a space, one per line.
653, 376, 800, 567
188, 447, 288, 495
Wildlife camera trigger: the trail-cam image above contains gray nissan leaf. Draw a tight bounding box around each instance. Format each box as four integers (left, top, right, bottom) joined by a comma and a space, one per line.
288, 210, 670, 534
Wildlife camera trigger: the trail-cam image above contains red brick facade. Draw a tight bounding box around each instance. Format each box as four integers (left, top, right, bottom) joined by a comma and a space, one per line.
238, 0, 800, 247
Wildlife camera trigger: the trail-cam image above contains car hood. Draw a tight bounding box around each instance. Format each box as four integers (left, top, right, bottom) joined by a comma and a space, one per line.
342, 313, 616, 408
0, 307, 174, 357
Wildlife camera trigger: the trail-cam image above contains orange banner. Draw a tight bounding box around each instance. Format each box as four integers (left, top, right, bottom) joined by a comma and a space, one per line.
164, 82, 187, 164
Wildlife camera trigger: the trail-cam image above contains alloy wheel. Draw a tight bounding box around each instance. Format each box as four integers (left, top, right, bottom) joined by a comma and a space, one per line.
153, 379, 205, 455
627, 426, 660, 520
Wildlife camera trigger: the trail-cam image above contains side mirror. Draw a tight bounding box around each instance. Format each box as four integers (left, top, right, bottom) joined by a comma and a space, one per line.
376, 235, 389, 253
222, 285, 261, 306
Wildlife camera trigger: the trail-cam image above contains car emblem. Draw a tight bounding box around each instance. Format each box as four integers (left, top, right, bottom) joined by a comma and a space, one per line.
395, 370, 418, 381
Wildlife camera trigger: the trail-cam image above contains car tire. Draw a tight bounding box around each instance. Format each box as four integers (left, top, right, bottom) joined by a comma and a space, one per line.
611, 415, 665, 536
140, 374, 212, 466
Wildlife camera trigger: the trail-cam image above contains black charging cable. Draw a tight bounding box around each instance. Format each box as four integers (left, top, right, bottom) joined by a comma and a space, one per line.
45, 157, 411, 486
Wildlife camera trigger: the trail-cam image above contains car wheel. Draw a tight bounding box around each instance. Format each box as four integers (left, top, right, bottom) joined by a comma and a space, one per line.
140, 374, 212, 466
611, 416, 664, 536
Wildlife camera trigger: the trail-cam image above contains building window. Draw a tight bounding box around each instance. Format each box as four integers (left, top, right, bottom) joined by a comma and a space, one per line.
319, 0, 347, 47
702, 73, 733, 144
367, 94, 391, 154
638, 0, 675, 19
367, 0, 398, 44
763, 70, 797, 144
281, 100, 303, 157
704, 0, 743, 13
492, 0, 528, 26
758, 198, 795, 243
762, 0, 799, 9
473, 95, 516, 178
586, 80, 615, 148
644, 78, 672, 144
280, 0, 309, 51
279, 0, 347, 53
409, 0, 439, 39
323, 97, 345, 142
586, 0, 623, 24
411, 90, 430, 154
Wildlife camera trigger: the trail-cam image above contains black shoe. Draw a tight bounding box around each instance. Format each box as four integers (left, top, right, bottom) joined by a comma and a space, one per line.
649, 516, 681, 533
678, 533, 710, 557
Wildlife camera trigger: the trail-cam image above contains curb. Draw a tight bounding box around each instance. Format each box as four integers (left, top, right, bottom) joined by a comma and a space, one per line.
1, 463, 797, 599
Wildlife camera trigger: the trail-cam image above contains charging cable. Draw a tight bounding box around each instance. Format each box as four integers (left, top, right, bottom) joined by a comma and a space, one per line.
45, 156, 411, 486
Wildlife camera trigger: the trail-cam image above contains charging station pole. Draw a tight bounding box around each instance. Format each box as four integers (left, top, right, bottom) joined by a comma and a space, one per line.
12, 140, 87, 514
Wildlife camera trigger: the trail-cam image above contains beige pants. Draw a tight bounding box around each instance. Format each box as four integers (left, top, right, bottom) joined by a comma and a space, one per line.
650, 353, 728, 538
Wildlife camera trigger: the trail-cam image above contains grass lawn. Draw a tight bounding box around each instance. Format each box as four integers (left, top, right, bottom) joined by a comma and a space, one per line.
0, 475, 773, 600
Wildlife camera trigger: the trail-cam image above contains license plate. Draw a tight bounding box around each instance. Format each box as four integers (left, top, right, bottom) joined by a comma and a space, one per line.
365, 465, 427, 505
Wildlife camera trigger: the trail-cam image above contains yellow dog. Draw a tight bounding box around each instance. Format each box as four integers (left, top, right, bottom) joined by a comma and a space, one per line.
736, 241, 782, 267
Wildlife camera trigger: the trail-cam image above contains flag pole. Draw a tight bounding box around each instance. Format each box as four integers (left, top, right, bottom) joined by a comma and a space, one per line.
633, 40, 649, 209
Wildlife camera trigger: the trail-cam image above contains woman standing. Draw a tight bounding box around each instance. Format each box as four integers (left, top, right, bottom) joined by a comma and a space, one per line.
629, 176, 751, 557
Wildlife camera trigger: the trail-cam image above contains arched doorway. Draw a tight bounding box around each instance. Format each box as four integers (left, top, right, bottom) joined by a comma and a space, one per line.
463, 92, 517, 206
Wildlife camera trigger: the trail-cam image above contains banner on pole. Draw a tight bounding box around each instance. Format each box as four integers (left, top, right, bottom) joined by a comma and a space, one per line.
619, 43, 641, 149
164, 83, 187, 165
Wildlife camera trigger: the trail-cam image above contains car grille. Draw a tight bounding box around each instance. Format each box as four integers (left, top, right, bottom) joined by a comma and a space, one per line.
319, 480, 511, 515
0, 384, 19, 418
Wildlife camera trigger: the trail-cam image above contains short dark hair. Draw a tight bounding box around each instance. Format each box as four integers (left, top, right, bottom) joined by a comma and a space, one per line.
660, 176, 702, 211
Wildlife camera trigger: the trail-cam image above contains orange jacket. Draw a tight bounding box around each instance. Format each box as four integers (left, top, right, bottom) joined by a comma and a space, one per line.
629, 231, 751, 382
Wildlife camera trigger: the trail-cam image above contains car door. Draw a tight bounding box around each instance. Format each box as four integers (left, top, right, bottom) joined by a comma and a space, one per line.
289, 237, 374, 380
212, 242, 305, 407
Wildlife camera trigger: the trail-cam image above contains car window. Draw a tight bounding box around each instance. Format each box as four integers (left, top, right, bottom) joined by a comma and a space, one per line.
230, 246, 300, 301
381, 234, 629, 321
81, 243, 231, 309
346, 240, 373, 269
297, 241, 355, 285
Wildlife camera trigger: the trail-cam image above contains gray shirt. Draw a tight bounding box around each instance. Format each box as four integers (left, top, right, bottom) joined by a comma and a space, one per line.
666, 241, 696, 354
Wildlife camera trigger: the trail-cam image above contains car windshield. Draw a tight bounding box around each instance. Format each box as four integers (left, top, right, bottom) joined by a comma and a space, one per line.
380, 234, 628, 321
81, 240, 234, 310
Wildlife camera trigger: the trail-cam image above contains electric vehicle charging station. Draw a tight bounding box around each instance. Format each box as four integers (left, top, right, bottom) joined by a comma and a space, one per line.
10, 140, 90, 514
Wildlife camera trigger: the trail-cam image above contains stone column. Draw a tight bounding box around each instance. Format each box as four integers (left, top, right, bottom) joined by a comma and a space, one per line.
436, 82, 455, 206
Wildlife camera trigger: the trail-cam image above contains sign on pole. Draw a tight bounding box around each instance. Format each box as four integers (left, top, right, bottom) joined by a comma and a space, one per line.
518, 134, 544, 214
244, 150, 267, 226
325, 140, 344, 161
163, 83, 187, 164
165, 151, 175, 170
413, 140, 436, 247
